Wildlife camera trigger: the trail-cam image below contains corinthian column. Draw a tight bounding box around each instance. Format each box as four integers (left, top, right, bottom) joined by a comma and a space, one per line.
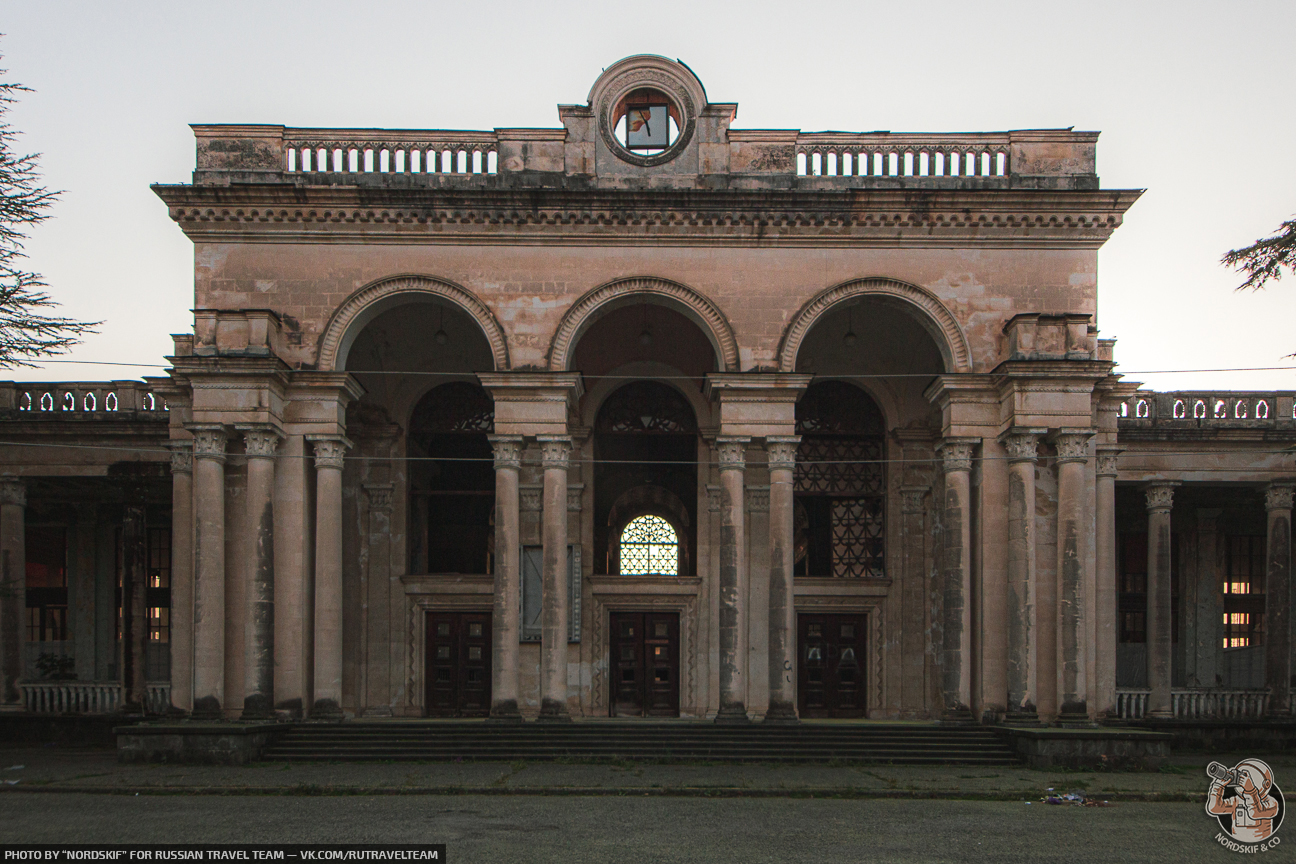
715, 436, 751, 724
488, 435, 523, 722
239, 426, 280, 719
538, 436, 572, 721
189, 425, 228, 719
1002, 428, 1043, 724
308, 434, 350, 719
1265, 483, 1294, 717
939, 438, 977, 721
167, 442, 194, 714
0, 479, 26, 710
1144, 482, 1178, 719
764, 436, 800, 724
1094, 448, 1119, 719
1053, 429, 1094, 724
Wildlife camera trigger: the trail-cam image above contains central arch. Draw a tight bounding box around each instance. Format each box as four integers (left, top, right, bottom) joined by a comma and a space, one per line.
548, 277, 739, 373
777, 277, 971, 374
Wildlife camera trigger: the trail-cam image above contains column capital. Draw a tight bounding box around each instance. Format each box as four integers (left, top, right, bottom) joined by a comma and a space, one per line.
1265, 483, 1295, 513
236, 425, 282, 460
901, 485, 929, 514
1051, 428, 1095, 465
488, 435, 524, 471
1096, 446, 1122, 478
365, 484, 394, 513
745, 485, 770, 513
999, 427, 1046, 464
538, 435, 572, 470
765, 436, 801, 472
166, 440, 193, 475
0, 477, 25, 508
1143, 481, 1180, 513
187, 424, 228, 463
938, 437, 979, 474
306, 434, 352, 471
716, 436, 749, 472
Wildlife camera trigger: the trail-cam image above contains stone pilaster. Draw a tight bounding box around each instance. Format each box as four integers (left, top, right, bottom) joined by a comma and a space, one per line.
238, 426, 280, 719
938, 438, 977, 722
488, 435, 523, 722
763, 436, 800, 724
900, 485, 929, 716
1093, 448, 1119, 718
0, 479, 26, 710
715, 436, 750, 724
189, 425, 228, 720
1002, 428, 1044, 725
167, 443, 194, 713
538, 436, 572, 721
122, 504, 148, 712
1265, 484, 1294, 717
307, 434, 350, 719
1053, 429, 1094, 725
1144, 482, 1178, 719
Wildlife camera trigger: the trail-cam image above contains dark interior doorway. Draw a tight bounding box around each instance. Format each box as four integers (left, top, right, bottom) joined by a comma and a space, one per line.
798, 612, 868, 718
610, 611, 679, 717
425, 611, 491, 717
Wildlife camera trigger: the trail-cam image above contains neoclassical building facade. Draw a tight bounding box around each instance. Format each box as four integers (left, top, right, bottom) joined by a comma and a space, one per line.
2, 56, 1292, 727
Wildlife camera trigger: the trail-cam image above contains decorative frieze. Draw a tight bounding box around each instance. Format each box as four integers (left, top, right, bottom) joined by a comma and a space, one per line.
1265, 484, 1295, 513
488, 434, 523, 471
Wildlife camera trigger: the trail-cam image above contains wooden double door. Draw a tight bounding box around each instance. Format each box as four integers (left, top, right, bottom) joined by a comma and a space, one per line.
425, 611, 491, 717
611, 611, 680, 717
797, 613, 868, 718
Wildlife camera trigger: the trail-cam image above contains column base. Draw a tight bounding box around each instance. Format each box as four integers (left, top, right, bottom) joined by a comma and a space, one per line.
537, 698, 571, 722
1004, 707, 1042, 727
939, 706, 977, 726
190, 696, 224, 722
361, 706, 394, 718
762, 701, 799, 725
309, 698, 344, 721
714, 703, 751, 725
1057, 701, 1092, 728
488, 699, 524, 724
241, 694, 275, 721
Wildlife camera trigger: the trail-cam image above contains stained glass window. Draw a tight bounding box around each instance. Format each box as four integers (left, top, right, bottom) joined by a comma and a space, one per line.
619, 515, 679, 576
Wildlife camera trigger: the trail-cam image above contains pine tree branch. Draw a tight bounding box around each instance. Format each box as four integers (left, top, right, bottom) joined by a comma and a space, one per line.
1223, 217, 1296, 291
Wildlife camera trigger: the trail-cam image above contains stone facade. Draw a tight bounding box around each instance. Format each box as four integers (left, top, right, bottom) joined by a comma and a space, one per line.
1, 56, 1291, 726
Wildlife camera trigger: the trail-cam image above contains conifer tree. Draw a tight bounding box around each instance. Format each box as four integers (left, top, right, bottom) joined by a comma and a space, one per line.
1223, 216, 1296, 292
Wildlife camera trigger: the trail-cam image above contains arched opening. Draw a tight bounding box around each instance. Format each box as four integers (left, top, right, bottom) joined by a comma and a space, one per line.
618, 515, 680, 575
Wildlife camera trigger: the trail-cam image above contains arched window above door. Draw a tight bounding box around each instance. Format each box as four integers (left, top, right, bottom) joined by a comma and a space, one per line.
619, 515, 679, 575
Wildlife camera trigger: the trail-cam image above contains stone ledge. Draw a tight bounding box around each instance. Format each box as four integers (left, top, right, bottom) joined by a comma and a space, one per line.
115, 722, 284, 765
994, 727, 1172, 770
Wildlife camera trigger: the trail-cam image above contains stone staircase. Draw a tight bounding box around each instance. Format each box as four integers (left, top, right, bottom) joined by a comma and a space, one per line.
261, 721, 1020, 765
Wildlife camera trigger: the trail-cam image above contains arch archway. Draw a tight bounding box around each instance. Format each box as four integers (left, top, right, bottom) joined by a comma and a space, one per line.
317, 274, 509, 372
548, 277, 739, 373
777, 278, 971, 374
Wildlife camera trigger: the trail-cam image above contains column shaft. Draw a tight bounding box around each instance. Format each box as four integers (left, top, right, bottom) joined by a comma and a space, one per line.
488, 436, 523, 721
1054, 431, 1093, 723
190, 426, 228, 719
538, 436, 571, 720
122, 504, 148, 710
168, 445, 194, 713
939, 440, 975, 720
764, 436, 799, 723
1145, 483, 1177, 719
240, 427, 279, 719
715, 437, 750, 723
1003, 430, 1042, 723
0, 480, 26, 708
1265, 484, 1293, 717
1094, 450, 1119, 718
309, 435, 349, 718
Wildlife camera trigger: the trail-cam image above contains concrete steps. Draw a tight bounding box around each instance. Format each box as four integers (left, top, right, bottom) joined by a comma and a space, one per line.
261, 722, 1021, 764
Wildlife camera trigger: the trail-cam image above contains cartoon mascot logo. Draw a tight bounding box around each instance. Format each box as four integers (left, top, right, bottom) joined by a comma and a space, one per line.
1207, 759, 1284, 849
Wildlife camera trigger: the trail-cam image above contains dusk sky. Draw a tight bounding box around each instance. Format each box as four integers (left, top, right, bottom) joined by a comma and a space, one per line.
4, 0, 1294, 390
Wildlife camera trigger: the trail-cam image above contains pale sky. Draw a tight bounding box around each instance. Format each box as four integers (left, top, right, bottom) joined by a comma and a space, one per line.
3, 0, 1294, 391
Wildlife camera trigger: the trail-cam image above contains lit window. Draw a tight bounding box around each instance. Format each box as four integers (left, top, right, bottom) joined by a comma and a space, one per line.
619, 515, 678, 576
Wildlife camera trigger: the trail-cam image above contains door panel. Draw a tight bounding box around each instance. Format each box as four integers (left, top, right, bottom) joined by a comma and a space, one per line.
425, 611, 491, 717
610, 611, 679, 717
797, 613, 868, 718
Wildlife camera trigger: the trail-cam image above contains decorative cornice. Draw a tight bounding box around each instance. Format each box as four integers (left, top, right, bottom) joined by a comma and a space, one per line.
1051, 429, 1094, 465
0, 478, 26, 508
765, 436, 801, 473
488, 434, 523, 471
716, 437, 749, 472
167, 441, 194, 475
1265, 484, 1295, 513
238, 425, 282, 459
307, 435, 351, 471
538, 436, 571, 470
1144, 482, 1179, 513
937, 438, 977, 474
188, 425, 228, 462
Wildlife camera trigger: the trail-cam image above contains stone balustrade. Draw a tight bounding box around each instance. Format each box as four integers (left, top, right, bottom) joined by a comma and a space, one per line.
0, 382, 167, 417
19, 681, 172, 714
1114, 688, 1277, 720
795, 132, 1011, 182
1117, 391, 1295, 429
283, 129, 500, 176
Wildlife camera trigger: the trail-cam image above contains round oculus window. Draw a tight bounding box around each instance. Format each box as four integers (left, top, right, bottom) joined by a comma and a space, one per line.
601, 85, 694, 166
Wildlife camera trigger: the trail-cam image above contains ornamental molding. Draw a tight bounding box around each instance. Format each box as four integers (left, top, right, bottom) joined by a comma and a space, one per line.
317, 274, 508, 372
778, 277, 972, 374
1144, 483, 1178, 513
548, 276, 739, 373
1265, 484, 1295, 513
488, 435, 523, 471
0, 478, 26, 508
589, 590, 698, 715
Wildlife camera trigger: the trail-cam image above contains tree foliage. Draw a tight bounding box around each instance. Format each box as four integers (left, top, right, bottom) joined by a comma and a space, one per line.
0, 57, 97, 369
1222, 216, 1296, 292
